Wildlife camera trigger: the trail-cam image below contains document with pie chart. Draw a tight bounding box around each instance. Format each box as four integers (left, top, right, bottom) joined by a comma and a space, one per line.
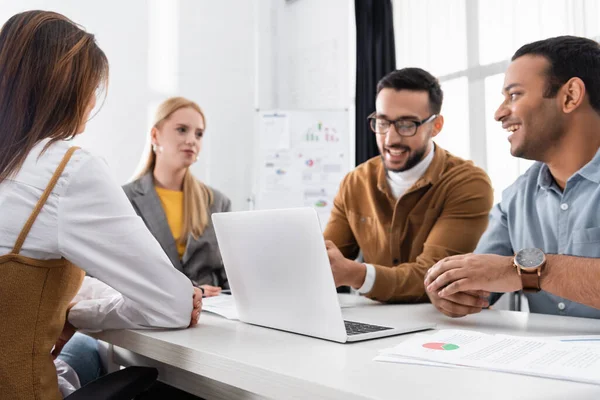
375, 329, 600, 385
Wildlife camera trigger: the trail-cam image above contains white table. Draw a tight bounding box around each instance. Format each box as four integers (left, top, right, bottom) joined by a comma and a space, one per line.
95, 295, 600, 400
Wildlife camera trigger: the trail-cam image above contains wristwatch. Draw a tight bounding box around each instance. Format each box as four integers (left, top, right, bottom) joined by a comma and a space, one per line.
513, 248, 546, 293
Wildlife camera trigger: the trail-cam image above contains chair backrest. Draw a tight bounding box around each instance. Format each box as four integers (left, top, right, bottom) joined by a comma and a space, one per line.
64, 366, 159, 400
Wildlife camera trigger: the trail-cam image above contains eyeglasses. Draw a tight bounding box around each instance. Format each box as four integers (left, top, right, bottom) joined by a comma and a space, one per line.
367, 112, 437, 137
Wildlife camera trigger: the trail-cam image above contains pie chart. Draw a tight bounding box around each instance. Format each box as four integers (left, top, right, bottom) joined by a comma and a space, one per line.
422, 342, 460, 351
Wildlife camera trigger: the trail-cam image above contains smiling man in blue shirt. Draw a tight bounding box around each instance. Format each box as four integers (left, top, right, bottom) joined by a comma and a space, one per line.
425, 35, 600, 319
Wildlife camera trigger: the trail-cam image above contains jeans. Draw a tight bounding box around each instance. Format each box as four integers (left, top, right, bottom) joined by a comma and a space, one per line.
57, 332, 105, 387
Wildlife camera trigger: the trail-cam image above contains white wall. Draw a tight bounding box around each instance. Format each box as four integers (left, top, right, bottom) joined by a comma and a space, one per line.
0, 0, 151, 181
246, 0, 354, 211
274, 0, 351, 111
262, 0, 355, 176
175, 0, 255, 210
0, 0, 256, 210
0, 0, 353, 210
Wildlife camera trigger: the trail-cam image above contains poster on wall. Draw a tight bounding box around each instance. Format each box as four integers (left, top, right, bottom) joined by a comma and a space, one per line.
255, 110, 349, 227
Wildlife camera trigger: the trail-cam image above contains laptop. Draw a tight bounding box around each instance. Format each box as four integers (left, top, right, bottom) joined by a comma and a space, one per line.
212, 207, 434, 343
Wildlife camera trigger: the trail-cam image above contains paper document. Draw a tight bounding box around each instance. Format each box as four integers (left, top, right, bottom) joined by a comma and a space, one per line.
376, 329, 600, 385
376, 340, 470, 369
525, 335, 600, 345
202, 295, 239, 320
203, 294, 356, 320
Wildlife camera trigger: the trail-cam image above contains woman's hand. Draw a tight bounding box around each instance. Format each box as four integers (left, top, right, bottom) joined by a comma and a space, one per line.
189, 287, 203, 327
200, 285, 222, 297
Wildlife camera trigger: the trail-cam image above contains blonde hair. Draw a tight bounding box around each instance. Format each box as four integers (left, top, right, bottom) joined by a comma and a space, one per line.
137, 97, 213, 240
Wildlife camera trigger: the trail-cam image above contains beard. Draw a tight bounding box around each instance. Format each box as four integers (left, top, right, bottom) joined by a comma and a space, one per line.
382, 144, 429, 173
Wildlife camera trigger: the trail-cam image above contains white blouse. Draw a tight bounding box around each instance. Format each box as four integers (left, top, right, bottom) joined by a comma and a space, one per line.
0, 139, 193, 331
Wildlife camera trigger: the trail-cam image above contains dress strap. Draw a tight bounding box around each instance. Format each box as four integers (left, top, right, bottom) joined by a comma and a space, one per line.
12, 146, 79, 254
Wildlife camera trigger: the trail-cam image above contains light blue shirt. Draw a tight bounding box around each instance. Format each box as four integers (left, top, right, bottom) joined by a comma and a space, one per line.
475, 148, 600, 319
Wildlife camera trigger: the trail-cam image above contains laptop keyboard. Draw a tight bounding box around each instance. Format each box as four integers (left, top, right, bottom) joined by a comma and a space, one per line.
344, 320, 393, 336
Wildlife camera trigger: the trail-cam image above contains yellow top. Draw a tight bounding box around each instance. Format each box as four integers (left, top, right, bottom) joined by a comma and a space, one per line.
155, 186, 186, 258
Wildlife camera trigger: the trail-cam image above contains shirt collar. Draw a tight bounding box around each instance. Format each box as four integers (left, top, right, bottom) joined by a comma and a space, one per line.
536, 163, 553, 190
537, 147, 600, 190
419, 142, 447, 185
577, 147, 600, 184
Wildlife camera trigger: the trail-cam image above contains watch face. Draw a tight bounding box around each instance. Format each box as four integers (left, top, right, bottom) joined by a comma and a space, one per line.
516, 248, 545, 270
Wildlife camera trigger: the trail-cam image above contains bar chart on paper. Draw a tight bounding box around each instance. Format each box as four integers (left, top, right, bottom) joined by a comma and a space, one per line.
303, 121, 341, 143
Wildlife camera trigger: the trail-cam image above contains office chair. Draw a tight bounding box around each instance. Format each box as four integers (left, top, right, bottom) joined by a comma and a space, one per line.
64, 366, 158, 400
509, 291, 522, 311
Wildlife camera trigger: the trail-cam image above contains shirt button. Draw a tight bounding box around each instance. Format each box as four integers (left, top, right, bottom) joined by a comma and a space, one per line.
558, 302, 566, 310
560, 203, 569, 211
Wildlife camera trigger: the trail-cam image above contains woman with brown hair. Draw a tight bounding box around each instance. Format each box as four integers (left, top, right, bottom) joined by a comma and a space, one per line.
0, 11, 202, 400
123, 97, 231, 296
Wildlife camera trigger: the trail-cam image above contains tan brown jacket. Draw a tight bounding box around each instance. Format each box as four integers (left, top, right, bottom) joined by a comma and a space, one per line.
324, 145, 493, 302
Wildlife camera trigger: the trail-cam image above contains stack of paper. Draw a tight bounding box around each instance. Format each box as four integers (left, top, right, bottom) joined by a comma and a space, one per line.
202, 294, 358, 320
375, 329, 600, 385
202, 295, 239, 320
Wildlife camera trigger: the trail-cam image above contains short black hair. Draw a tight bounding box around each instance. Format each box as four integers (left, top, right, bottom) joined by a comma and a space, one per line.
376, 68, 443, 114
512, 35, 600, 115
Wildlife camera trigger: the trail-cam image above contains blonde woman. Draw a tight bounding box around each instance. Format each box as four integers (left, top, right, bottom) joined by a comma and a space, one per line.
123, 98, 231, 296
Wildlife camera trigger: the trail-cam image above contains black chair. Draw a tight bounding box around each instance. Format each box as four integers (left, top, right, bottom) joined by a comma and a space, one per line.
509, 291, 523, 311
64, 366, 158, 400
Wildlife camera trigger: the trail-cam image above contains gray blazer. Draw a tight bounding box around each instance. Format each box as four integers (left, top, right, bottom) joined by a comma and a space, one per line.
122, 173, 231, 288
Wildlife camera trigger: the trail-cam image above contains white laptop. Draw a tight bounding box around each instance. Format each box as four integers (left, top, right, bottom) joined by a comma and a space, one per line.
212, 207, 434, 343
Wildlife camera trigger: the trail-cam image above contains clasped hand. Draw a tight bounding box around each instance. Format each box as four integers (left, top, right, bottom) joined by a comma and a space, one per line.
424, 253, 521, 318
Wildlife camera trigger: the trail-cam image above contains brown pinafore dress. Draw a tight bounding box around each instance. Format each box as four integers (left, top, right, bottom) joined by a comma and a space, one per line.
0, 147, 85, 400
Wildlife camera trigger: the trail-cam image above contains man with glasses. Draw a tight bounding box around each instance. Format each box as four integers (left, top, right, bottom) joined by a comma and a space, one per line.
426, 36, 600, 319
324, 68, 493, 303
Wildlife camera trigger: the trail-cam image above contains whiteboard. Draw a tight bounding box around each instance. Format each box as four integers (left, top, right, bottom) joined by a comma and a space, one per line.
254, 110, 350, 226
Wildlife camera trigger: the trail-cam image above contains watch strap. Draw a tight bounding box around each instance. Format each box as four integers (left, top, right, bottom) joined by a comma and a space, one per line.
518, 267, 541, 293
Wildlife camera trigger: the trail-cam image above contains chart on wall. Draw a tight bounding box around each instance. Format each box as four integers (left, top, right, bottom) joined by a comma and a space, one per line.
254, 110, 349, 227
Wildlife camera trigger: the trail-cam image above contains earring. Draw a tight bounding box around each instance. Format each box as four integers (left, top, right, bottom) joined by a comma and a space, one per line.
152, 144, 163, 153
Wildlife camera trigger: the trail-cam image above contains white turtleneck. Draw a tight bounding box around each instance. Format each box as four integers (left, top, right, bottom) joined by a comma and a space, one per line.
386, 143, 435, 200
357, 143, 436, 294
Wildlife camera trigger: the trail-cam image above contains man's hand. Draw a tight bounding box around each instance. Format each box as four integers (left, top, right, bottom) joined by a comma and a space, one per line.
189, 287, 203, 327
425, 254, 521, 298
325, 240, 366, 288
425, 285, 490, 318
200, 285, 221, 297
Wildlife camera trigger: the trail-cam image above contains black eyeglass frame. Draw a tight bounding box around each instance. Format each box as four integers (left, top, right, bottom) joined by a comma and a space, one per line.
367, 112, 438, 137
